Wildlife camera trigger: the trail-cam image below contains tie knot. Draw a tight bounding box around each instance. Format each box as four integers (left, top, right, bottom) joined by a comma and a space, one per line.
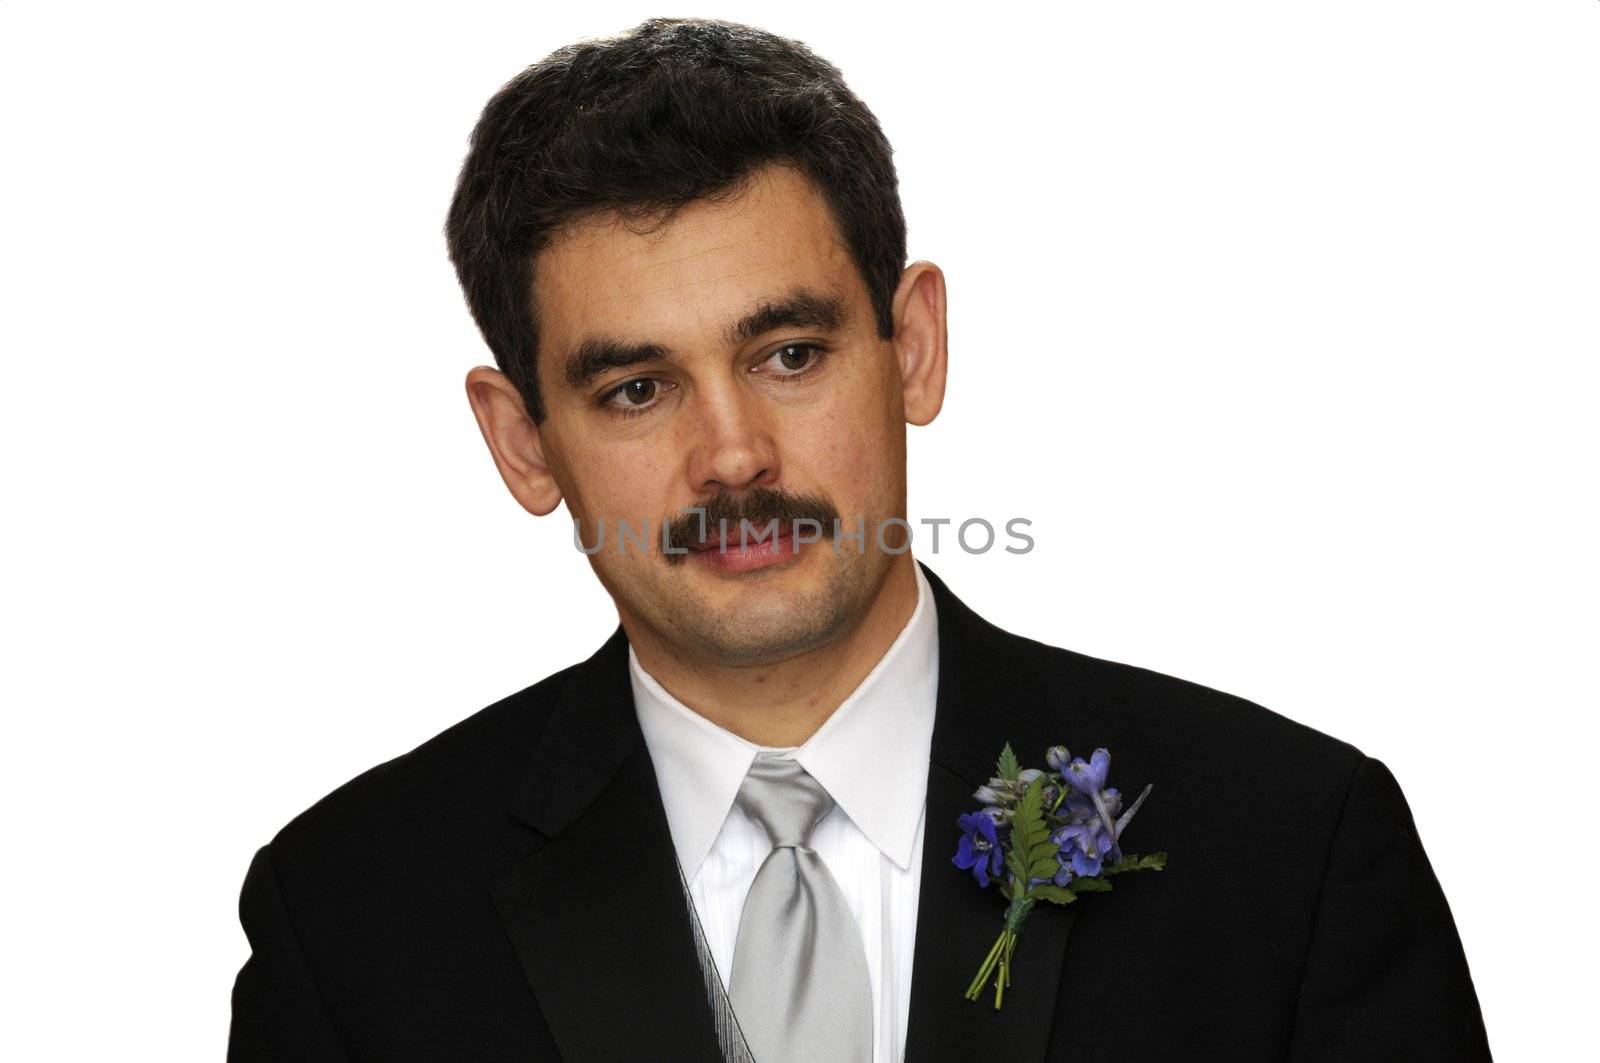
734, 755, 834, 848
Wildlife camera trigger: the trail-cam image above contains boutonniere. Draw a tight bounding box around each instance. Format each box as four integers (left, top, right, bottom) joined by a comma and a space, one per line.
952, 743, 1166, 1008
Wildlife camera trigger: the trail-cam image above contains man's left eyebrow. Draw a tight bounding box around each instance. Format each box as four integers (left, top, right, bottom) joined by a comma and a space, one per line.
724, 288, 849, 348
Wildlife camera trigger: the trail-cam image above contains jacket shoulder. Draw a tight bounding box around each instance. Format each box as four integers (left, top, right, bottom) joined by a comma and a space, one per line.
265, 656, 582, 864
956, 619, 1375, 889
973, 611, 1367, 788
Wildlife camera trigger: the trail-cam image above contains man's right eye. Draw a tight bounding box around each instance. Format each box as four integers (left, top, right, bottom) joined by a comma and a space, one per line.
601, 377, 675, 416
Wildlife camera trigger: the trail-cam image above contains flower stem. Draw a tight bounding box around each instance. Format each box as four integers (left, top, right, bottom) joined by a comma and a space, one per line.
995, 928, 1020, 1007
969, 893, 1038, 1007
964, 929, 1010, 1000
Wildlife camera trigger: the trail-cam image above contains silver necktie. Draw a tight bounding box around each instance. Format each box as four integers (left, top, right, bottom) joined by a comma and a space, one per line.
728, 754, 873, 1063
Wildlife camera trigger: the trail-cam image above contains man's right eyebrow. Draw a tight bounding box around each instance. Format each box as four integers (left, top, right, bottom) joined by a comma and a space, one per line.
562, 338, 670, 392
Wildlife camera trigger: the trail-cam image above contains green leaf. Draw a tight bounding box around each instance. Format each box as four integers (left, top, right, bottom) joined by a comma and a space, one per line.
996, 743, 1021, 782
1003, 776, 1051, 885
1013, 778, 1046, 848
1104, 851, 1168, 875
1004, 841, 1031, 888
1069, 876, 1113, 893
1029, 883, 1078, 904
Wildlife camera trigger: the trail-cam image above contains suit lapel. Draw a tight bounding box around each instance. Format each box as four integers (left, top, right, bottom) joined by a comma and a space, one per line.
489, 563, 1075, 1061
904, 562, 1079, 1062
489, 627, 722, 1063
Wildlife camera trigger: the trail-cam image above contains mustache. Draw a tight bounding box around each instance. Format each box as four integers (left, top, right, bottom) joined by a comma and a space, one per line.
662, 486, 839, 556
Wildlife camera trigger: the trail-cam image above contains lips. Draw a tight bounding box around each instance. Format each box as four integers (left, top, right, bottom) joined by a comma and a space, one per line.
686, 529, 802, 573
687, 531, 788, 551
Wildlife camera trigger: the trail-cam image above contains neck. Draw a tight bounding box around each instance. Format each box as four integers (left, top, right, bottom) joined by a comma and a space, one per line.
622, 554, 921, 747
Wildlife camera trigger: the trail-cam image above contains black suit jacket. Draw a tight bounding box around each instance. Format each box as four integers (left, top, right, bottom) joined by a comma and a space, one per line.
229, 562, 1491, 1061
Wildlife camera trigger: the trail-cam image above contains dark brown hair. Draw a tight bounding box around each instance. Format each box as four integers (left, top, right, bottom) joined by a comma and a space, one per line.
444, 17, 906, 423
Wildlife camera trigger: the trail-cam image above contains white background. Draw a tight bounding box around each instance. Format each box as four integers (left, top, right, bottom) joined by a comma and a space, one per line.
2, 1, 1595, 1057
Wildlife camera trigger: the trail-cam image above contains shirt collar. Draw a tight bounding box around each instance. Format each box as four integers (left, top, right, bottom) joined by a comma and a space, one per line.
629, 561, 940, 878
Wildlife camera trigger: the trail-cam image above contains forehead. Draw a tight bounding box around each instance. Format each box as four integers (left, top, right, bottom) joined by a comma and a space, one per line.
531, 164, 861, 372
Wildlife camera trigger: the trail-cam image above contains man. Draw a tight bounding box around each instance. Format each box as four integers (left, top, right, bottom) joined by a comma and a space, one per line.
229, 17, 1491, 1062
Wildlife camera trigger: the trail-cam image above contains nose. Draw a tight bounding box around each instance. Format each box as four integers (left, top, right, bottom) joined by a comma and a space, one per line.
684, 381, 780, 495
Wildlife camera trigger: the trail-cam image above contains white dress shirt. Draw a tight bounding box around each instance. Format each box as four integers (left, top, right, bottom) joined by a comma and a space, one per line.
629, 561, 940, 1063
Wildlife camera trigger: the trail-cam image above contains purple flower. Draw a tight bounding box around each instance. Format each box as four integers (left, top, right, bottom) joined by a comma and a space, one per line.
982, 775, 1021, 802
952, 811, 1004, 887
1060, 786, 1121, 823
1053, 822, 1121, 879
1064, 748, 1111, 796
1064, 749, 1123, 840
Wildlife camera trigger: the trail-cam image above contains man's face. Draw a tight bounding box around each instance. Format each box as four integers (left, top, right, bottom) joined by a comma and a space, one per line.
529, 163, 911, 667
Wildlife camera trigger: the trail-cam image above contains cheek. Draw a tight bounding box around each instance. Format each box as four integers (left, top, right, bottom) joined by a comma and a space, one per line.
553, 437, 674, 528
788, 363, 903, 503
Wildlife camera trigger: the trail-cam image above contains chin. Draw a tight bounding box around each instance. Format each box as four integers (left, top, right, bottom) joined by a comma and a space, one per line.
688, 606, 847, 666
667, 552, 866, 665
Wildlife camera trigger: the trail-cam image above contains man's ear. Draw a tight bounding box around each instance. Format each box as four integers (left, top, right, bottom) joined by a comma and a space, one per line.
891, 260, 949, 426
464, 366, 564, 516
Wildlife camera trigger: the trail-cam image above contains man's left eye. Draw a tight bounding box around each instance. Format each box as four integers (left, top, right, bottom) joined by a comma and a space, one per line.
761, 343, 825, 376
